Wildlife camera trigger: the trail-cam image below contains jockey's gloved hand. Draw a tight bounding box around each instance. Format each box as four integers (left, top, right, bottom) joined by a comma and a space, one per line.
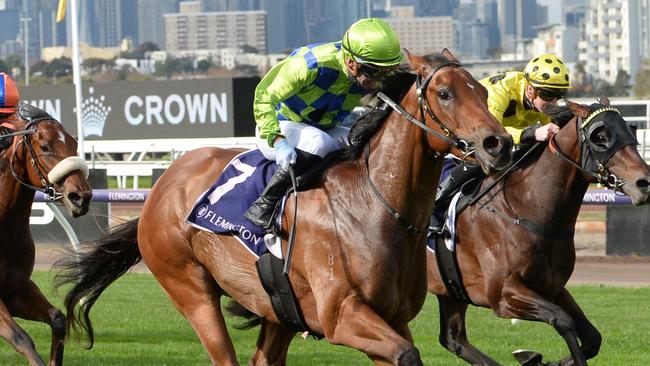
274, 139, 297, 170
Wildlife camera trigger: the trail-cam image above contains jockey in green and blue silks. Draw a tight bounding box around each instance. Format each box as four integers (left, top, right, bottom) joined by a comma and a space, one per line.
245, 18, 405, 230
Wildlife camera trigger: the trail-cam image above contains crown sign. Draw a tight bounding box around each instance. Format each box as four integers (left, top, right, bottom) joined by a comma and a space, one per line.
76, 86, 111, 137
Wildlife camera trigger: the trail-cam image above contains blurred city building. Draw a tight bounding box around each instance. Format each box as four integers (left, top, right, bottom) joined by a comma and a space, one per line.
138, 0, 177, 50
164, 2, 266, 53
579, 0, 650, 84
383, 7, 454, 55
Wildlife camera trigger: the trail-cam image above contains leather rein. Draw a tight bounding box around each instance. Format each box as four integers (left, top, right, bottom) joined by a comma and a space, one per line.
476, 107, 629, 239
369, 61, 471, 235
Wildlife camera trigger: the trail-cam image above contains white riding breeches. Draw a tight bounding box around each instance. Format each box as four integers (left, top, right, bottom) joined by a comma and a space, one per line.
256, 120, 350, 161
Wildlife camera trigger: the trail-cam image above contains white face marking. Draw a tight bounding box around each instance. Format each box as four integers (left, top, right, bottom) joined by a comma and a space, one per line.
467, 83, 475, 89
58, 131, 66, 144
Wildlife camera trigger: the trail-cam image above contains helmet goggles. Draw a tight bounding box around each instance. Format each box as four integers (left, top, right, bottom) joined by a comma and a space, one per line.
535, 87, 565, 102
357, 63, 395, 78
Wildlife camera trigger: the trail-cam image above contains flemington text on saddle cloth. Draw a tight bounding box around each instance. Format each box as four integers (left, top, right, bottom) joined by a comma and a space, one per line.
186, 149, 280, 257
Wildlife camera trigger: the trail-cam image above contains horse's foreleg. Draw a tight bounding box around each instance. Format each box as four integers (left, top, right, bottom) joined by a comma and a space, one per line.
248, 319, 295, 366
0, 296, 47, 366
323, 296, 423, 366
495, 276, 587, 366
368, 326, 417, 366
437, 295, 500, 365
5, 280, 64, 366
549, 288, 601, 366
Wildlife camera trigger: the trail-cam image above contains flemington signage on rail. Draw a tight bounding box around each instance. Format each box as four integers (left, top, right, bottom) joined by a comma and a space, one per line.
20, 76, 260, 139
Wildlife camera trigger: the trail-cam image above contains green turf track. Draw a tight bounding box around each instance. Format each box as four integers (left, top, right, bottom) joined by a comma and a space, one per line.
1, 271, 648, 365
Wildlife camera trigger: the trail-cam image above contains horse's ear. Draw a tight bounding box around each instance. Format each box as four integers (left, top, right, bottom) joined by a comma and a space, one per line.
441, 48, 459, 62
599, 96, 611, 106
405, 49, 429, 75
567, 101, 590, 118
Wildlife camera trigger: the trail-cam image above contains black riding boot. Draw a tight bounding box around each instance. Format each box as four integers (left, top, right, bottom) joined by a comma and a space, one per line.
244, 150, 323, 229
430, 163, 484, 233
244, 168, 291, 229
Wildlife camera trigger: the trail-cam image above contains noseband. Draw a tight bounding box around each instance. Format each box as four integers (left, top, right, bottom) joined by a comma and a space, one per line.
6, 116, 88, 201
549, 106, 637, 190
377, 61, 473, 157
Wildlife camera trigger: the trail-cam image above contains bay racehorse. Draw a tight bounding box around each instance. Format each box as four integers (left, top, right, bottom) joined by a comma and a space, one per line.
427, 100, 650, 366
55, 50, 513, 365
0, 103, 91, 366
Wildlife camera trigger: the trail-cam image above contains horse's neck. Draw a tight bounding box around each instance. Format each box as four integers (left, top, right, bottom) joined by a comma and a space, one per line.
0, 151, 34, 227
511, 123, 588, 227
366, 109, 440, 229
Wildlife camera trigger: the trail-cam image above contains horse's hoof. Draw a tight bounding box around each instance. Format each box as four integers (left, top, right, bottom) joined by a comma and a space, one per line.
396, 346, 423, 366
512, 349, 544, 366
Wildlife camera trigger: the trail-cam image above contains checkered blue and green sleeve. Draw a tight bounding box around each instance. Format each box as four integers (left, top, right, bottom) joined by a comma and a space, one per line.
253, 42, 367, 147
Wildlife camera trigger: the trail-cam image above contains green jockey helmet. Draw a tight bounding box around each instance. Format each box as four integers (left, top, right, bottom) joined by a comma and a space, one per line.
523, 53, 571, 89
342, 18, 404, 67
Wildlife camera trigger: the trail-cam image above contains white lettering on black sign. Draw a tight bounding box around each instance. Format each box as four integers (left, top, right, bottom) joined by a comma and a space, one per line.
124, 93, 228, 126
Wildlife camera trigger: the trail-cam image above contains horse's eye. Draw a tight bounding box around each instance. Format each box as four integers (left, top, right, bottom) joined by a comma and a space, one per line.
40, 144, 51, 153
438, 90, 450, 100
589, 126, 611, 148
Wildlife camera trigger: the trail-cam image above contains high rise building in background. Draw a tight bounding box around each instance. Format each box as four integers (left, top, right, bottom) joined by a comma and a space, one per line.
581, 0, 650, 84
164, 4, 266, 53
303, 0, 367, 45
138, 0, 177, 49
121, 0, 138, 46
385, 15, 454, 55
498, 0, 546, 54
259, 0, 306, 53
417, 0, 459, 17
95, 0, 121, 47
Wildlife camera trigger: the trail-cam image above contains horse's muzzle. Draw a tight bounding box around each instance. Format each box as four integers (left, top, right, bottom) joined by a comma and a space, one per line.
65, 190, 92, 217
480, 134, 513, 172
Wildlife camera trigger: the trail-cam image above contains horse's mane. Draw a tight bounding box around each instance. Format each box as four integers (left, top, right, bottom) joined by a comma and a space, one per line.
544, 101, 605, 128
543, 102, 575, 128
341, 53, 452, 161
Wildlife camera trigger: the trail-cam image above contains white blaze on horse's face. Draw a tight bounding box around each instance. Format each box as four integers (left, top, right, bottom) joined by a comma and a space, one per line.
467, 83, 475, 89
58, 131, 66, 144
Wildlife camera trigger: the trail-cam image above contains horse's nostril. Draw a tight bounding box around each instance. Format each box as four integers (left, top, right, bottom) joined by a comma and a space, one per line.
482, 135, 500, 153
482, 135, 512, 157
68, 192, 82, 205
636, 179, 650, 191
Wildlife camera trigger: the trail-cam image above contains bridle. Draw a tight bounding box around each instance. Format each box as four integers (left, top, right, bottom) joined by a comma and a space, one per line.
548, 106, 635, 190
369, 60, 475, 235
377, 60, 474, 158
464, 105, 637, 241
5, 116, 88, 201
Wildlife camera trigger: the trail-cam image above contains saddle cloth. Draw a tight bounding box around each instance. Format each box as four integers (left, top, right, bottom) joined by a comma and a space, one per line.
186, 149, 281, 257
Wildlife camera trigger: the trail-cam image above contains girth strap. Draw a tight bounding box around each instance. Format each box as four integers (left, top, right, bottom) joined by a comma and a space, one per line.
256, 253, 320, 335
433, 236, 474, 304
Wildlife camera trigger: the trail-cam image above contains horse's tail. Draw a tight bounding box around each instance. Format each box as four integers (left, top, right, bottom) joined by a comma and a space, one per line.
53, 217, 141, 348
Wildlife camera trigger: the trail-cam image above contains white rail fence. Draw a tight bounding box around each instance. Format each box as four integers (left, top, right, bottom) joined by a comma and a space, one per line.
85, 99, 650, 189
85, 137, 257, 188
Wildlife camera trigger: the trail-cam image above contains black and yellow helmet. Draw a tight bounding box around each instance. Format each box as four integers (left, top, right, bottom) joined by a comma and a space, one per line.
524, 54, 570, 89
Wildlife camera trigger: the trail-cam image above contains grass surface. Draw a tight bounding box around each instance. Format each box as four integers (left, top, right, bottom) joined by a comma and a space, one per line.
2, 271, 648, 365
